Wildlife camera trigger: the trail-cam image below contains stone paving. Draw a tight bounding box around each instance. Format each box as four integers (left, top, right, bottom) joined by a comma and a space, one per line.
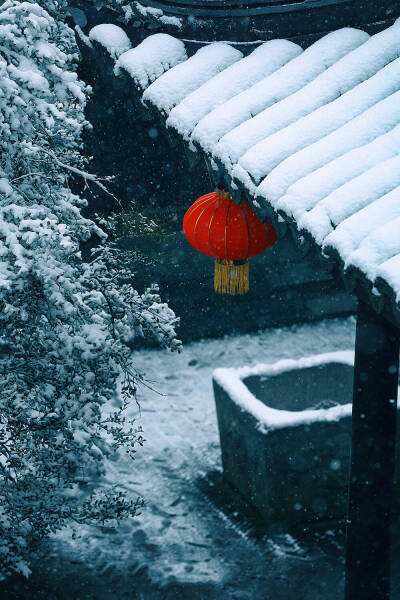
8, 317, 400, 599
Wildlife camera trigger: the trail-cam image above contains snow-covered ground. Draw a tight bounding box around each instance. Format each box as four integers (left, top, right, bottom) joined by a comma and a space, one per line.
8, 316, 386, 599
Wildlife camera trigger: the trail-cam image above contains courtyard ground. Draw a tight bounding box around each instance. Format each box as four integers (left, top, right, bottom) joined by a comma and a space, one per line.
5, 316, 400, 599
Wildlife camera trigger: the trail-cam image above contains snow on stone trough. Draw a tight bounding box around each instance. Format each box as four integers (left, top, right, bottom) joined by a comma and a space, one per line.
213, 351, 356, 523
90, 17, 400, 303
213, 350, 400, 523
213, 351, 355, 433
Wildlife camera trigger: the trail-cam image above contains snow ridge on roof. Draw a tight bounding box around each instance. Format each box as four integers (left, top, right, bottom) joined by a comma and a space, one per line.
189, 39, 303, 151
89, 24, 131, 58
324, 185, 400, 264
260, 89, 400, 203
298, 153, 400, 245
114, 33, 187, 90
240, 56, 400, 185
143, 42, 243, 114
167, 40, 304, 138
234, 20, 400, 182
213, 27, 369, 168
270, 125, 400, 223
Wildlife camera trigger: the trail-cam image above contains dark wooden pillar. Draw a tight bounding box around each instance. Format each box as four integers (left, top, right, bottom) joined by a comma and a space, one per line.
345, 300, 400, 600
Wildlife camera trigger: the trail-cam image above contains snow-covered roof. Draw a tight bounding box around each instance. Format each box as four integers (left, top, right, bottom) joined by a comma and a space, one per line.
143, 42, 243, 114
89, 20, 400, 320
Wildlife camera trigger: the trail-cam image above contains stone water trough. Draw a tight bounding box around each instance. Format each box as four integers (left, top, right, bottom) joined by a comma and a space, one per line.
213, 351, 400, 526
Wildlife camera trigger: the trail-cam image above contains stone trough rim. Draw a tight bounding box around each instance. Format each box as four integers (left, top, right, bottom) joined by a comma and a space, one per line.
213, 350, 358, 434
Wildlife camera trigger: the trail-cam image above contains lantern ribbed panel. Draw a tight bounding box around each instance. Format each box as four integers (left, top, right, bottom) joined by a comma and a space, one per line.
183, 191, 276, 261
183, 192, 219, 258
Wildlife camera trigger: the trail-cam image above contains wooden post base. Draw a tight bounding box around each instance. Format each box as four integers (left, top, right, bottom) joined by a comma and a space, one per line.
345, 301, 399, 600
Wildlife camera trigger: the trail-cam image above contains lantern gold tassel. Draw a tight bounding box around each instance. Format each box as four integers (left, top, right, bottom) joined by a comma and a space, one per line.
214, 259, 249, 295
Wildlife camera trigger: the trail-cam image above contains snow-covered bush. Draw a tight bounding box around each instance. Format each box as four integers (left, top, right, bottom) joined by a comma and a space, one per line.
88, 0, 177, 26
0, 0, 179, 579
84, 0, 136, 23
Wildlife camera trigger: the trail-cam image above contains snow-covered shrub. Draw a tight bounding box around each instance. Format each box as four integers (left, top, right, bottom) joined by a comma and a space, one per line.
88, 0, 180, 26
85, 0, 137, 23
0, 0, 180, 579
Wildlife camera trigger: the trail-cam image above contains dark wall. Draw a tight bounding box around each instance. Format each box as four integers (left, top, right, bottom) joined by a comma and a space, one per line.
69, 0, 400, 48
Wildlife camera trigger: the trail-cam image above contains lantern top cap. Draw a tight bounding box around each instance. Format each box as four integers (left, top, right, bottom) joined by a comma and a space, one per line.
216, 189, 232, 200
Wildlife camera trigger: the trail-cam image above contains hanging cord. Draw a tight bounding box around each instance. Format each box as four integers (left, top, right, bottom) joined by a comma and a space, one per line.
203, 155, 214, 189
202, 155, 227, 192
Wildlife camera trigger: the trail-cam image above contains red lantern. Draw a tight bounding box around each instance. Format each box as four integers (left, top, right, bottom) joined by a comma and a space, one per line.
183, 190, 277, 295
